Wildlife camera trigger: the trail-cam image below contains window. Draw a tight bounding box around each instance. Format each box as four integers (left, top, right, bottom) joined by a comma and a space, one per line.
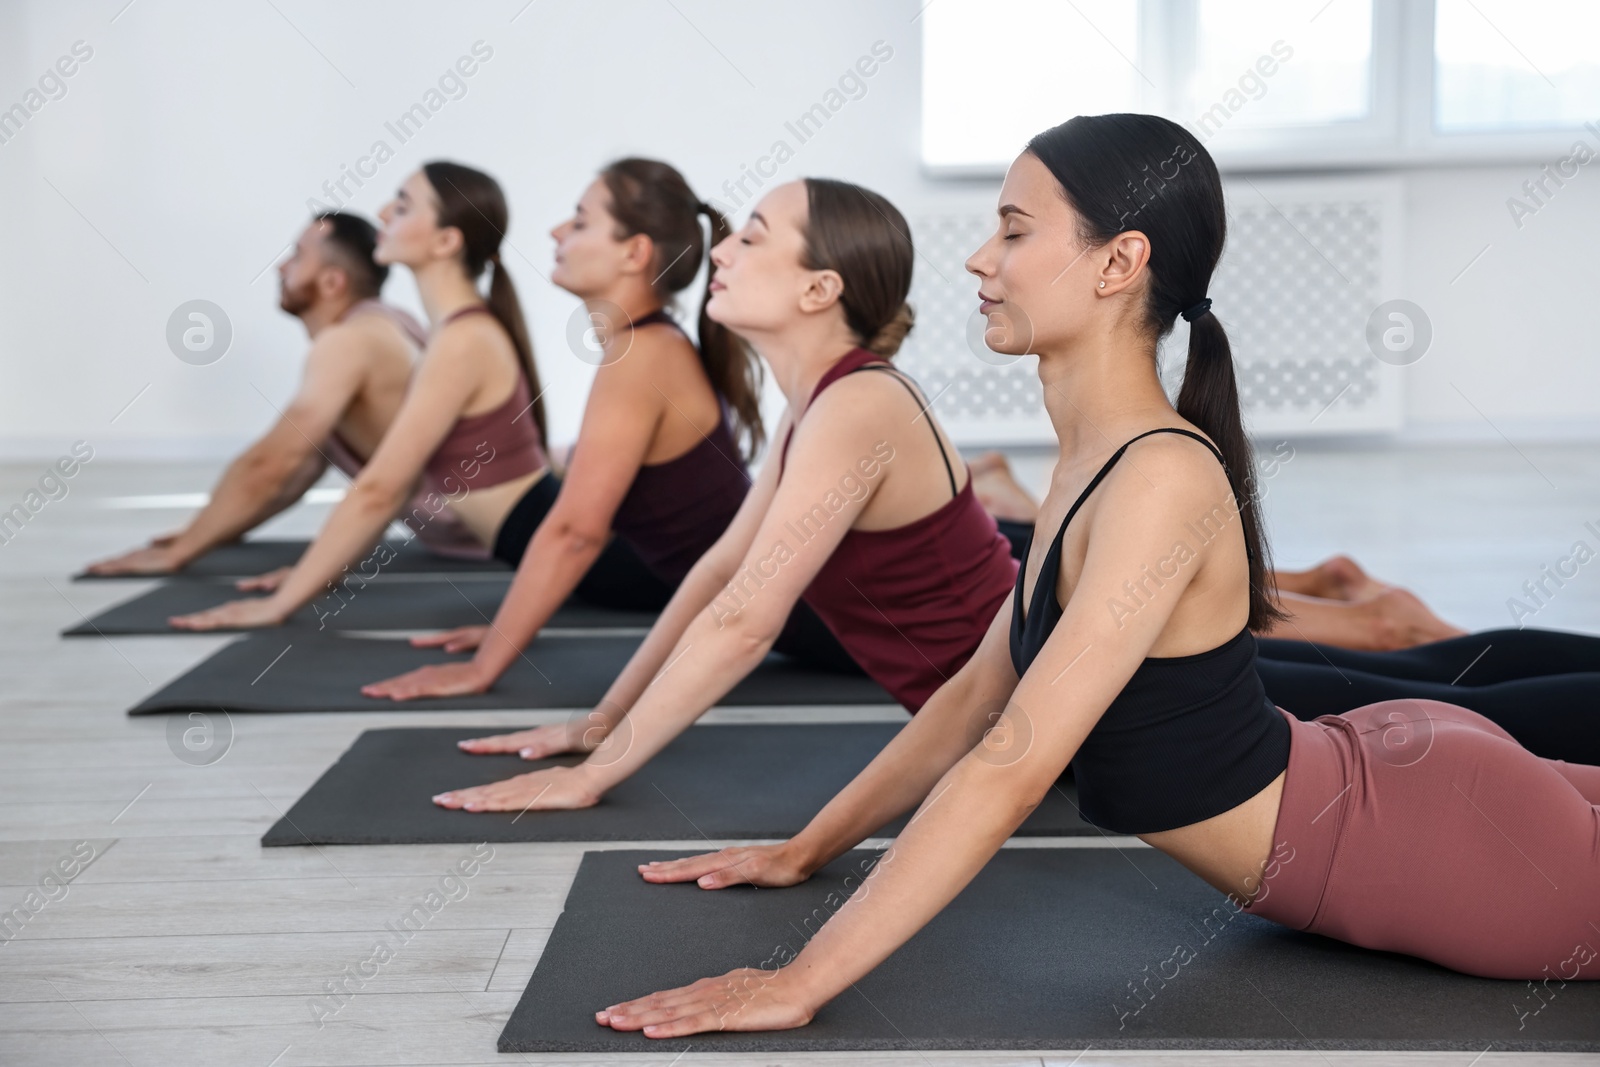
920, 0, 1597, 173
1434, 0, 1600, 131
1187, 0, 1372, 132
920, 0, 1143, 172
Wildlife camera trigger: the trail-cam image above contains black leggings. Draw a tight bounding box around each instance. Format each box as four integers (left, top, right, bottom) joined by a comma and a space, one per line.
1256, 629, 1600, 764
493, 473, 675, 612
492, 473, 868, 675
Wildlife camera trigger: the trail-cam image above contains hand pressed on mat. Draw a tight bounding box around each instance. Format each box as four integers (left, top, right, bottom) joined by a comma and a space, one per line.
168, 595, 287, 631
432, 764, 601, 811
454, 719, 597, 759
595, 967, 815, 1038
638, 843, 811, 890
235, 566, 291, 592
86, 543, 185, 576
361, 661, 491, 701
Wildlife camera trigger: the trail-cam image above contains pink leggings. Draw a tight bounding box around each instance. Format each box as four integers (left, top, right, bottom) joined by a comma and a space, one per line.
1243, 700, 1600, 980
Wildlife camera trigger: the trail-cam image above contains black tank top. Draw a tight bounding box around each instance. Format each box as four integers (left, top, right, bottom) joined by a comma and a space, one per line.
1009, 428, 1289, 834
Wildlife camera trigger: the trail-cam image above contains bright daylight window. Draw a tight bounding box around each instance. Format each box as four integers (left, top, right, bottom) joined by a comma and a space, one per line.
922, 0, 1600, 171
1433, 0, 1600, 132
1185, 0, 1371, 134
920, 0, 1143, 171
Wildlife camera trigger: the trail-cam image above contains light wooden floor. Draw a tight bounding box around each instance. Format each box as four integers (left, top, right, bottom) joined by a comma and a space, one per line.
1, 444, 1597, 1067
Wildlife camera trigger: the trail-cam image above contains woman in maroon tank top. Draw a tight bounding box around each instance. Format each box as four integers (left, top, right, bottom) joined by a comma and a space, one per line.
170, 161, 554, 631
432, 177, 1018, 813
360, 158, 768, 701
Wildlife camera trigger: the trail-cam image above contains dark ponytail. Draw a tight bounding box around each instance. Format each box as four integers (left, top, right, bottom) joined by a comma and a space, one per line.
421, 161, 547, 445
1026, 114, 1284, 630
600, 158, 764, 461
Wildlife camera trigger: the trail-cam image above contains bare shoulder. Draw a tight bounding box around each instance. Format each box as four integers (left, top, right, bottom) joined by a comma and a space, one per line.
806, 360, 923, 424
303, 318, 380, 372
1098, 429, 1237, 520
602, 321, 701, 388
335, 308, 415, 350
426, 312, 507, 369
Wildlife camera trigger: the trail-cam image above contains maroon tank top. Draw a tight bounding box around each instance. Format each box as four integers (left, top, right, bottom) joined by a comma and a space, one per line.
577, 308, 751, 584
778, 347, 1018, 711
421, 305, 547, 494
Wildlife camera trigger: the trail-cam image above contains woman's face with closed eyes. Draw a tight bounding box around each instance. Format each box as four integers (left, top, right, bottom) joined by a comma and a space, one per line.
549, 178, 639, 296
965, 150, 1108, 357
704, 181, 819, 335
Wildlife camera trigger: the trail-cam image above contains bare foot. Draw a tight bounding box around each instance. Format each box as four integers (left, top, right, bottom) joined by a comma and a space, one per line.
968, 451, 1039, 523
1363, 588, 1468, 650
1314, 555, 1389, 601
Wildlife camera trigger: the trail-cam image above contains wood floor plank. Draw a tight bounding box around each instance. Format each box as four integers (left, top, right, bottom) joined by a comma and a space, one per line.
0, 928, 509, 1002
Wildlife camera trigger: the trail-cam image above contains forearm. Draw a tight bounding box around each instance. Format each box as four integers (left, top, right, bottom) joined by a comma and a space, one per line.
472, 521, 609, 680
267, 482, 406, 613
588, 555, 738, 730
579, 610, 775, 793
167, 448, 311, 563
785, 757, 1040, 1009
788, 673, 993, 873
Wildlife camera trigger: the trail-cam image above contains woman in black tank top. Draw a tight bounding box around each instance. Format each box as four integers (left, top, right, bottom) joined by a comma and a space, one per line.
597, 116, 1600, 1039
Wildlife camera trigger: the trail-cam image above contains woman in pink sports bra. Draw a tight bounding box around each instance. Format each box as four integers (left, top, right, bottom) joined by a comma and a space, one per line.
170, 161, 554, 631
429, 176, 1019, 814
359, 157, 783, 700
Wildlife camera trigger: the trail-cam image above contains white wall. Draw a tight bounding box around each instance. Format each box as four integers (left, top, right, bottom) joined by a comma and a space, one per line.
0, 0, 1595, 462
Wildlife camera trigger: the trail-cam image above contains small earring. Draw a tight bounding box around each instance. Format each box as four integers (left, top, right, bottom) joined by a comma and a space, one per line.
1098, 281, 1106, 289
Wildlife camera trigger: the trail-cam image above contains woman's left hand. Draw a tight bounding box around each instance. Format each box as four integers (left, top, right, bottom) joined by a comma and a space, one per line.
595, 967, 815, 1038
432, 764, 601, 812
168, 596, 288, 631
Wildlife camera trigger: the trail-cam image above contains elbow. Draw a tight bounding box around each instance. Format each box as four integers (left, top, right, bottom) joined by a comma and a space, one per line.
347, 475, 408, 514
545, 516, 611, 561
703, 598, 784, 662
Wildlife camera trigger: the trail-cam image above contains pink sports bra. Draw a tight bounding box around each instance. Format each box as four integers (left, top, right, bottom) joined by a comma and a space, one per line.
421, 305, 547, 495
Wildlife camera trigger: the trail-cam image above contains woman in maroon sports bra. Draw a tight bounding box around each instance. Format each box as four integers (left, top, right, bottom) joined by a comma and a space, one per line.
430, 176, 1020, 813
170, 161, 556, 631
360, 158, 809, 700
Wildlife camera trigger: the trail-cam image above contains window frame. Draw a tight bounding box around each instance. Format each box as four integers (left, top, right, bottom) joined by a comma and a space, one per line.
919, 0, 1599, 177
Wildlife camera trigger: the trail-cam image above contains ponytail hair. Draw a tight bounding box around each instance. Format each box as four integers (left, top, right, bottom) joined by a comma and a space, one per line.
421, 161, 547, 445
600, 158, 764, 461
1025, 114, 1284, 631
799, 178, 916, 359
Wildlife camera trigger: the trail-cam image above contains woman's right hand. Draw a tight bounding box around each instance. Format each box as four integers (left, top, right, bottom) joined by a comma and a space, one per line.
637, 843, 813, 890
410, 625, 489, 653
235, 566, 292, 592
455, 718, 599, 759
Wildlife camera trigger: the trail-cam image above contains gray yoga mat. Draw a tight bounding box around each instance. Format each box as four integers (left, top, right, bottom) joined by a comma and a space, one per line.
73, 537, 507, 580
129, 632, 892, 716
501, 848, 1600, 1054
64, 576, 656, 636
260, 724, 1094, 846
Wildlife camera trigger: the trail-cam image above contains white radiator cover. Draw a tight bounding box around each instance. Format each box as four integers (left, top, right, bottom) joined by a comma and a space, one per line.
895, 175, 1406, 444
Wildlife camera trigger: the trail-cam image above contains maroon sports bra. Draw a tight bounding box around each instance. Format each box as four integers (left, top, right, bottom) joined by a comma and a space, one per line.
421, 304, 547, 495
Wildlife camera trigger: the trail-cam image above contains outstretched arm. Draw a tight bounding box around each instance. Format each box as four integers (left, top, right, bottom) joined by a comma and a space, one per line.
597, 437, 1234, 1037
363, 332, 680, 700
640, 599, 1021, 889
432, 392, 900, 812
86, 330, 365, 575
168, 333, 482, 630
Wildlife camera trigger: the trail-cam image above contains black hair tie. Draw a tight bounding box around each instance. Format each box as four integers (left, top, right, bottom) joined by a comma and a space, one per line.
1180, 297, 1213, 322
